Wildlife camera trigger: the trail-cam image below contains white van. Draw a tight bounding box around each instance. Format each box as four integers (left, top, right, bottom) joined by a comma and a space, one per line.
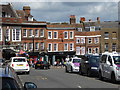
10, 57, 30, 74
99, 52, 120, 83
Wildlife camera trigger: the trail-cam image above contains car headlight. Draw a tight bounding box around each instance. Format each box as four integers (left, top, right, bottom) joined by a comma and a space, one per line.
91, 67, 98, 70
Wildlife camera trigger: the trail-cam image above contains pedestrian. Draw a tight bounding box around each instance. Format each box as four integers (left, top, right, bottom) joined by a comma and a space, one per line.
53, 61, 57, 68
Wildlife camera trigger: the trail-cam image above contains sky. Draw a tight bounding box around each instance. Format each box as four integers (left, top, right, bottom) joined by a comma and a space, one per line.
10, 1, 119, 23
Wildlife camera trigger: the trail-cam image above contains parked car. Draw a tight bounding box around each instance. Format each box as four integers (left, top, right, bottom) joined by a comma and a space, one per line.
10, 57, 30, 74
79, 54, 100, 77
65, 57, 81, 73
99, 52, 120, 83
35, 61, 50, 69
0, 65, 37, 90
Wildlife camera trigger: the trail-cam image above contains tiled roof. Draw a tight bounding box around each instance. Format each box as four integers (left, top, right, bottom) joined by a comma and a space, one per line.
16, 10, 26, 19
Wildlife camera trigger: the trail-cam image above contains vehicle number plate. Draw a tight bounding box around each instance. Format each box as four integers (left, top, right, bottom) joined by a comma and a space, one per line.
37, 64, 40, 66
17, 64, 23, 66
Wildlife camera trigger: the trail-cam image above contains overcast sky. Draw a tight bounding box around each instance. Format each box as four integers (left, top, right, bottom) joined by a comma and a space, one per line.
11, 2, 118, 23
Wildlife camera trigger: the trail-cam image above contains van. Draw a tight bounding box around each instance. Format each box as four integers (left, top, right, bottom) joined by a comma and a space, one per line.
99, 52, 120, 83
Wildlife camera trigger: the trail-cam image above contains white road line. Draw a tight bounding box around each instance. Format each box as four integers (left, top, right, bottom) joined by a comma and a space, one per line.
78, 85, 82, 88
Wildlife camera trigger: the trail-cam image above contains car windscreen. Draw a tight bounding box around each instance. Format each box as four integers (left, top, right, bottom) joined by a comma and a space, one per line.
113, 56, 120, 65
0, 77, 20, 90
13, 58, 26, 62
73, 59, 80, 63
89, 56, 100, 63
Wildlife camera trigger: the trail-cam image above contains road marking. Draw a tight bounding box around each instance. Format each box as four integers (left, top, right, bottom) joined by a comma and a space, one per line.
78, 86, 82, 88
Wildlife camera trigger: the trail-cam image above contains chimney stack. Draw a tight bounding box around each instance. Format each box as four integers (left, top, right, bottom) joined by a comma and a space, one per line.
89, 19, 91, 22
70, 15, 76, 24
97, 17, 100, 21
80, 17, 85, 23
23, 6, 31, 16
97, 17, 100, 24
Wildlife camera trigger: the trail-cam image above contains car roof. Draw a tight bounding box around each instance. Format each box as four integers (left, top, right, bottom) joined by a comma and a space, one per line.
0, 66, 16, 79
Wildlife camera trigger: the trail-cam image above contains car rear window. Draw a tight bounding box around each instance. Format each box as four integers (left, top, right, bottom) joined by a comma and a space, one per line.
13, 58, 26, 62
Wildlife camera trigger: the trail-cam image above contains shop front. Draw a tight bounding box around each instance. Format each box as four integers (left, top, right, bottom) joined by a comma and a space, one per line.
47, 51, 76, 65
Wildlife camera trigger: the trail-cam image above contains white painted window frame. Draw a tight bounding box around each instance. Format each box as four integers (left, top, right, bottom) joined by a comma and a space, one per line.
53, 31, 58, 39
88, 48, 92, 54
48, 43, 52, 52
64, 31, 68, 39
70, 43, 74, 51
54, 43, 58, 51
69, 31, 74, 39
64, 43, 68, 51
88, 38, 92, 44
29, 29, 33, 37
48, 31, 52, 39
23, 29, 27, 37
12, 29, 21, 42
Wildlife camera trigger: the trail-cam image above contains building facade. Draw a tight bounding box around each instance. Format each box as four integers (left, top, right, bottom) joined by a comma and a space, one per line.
101, 21, 119, 53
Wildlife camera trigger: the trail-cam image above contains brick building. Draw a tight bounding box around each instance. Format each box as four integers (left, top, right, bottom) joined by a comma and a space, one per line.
0, 3, 46, 55
100, 21, 119, 53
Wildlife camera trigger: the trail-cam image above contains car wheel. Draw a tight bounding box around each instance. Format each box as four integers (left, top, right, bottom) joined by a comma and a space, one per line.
87, 69, 91, 77
99, 70, 103, 80
111, 73, 117, 83
79, 67, 83, 75
26, 71, 30, 74
35, 66, 37, 69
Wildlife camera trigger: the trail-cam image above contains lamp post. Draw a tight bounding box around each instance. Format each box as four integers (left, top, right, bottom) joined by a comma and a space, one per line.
32, 35, 34, 52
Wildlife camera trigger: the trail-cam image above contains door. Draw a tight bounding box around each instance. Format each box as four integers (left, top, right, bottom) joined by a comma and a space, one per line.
105, 56, 113, 79
100, 55, 107, 77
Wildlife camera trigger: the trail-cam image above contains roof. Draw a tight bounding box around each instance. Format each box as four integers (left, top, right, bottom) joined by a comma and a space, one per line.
0, 3, 18, 18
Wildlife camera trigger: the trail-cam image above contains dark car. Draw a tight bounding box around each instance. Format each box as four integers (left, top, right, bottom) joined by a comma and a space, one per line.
79, 54, 100, 77
0, 65, 37, 90
35, 61, 50, 69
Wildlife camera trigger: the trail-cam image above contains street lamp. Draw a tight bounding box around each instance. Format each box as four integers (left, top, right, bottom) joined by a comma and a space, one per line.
32, 35, 34, 52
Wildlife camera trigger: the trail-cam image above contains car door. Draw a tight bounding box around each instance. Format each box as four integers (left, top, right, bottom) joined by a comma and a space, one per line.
105, 56, 113, 79
66, 59, 71, 71
101, 55, 107, 78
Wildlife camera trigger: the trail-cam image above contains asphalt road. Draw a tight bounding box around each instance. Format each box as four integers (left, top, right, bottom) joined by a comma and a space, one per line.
18, 66, 120, 88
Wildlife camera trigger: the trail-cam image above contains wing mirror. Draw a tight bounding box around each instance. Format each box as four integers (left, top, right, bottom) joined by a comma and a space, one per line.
24, 82, 37, 90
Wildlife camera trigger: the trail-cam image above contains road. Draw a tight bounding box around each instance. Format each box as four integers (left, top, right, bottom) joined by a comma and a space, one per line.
18, 67, 120, 88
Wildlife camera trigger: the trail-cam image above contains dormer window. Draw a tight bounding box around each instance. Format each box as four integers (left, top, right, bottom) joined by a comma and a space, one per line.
28, 16, 33, 21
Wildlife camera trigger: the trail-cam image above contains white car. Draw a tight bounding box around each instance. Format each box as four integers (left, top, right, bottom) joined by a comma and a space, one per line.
99, 52, 120, 83
65, 57, 81, 73
10, 57, 30, 74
